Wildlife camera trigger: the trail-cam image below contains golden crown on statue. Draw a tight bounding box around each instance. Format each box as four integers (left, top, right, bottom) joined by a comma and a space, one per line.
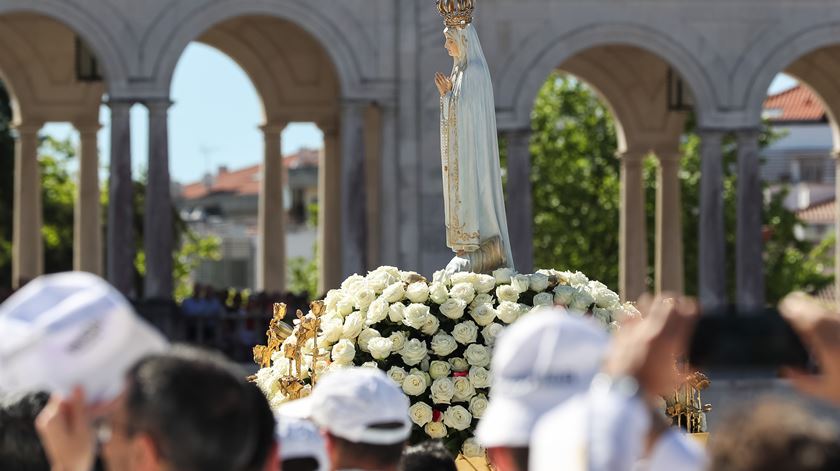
436, 0, 475, 28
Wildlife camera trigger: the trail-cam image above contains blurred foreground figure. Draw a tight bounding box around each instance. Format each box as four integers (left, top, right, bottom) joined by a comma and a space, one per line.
531, 295, 706, 471
276, 415, 329, 471
708, 400, 840, 471
475, 308, 609, 471
280, 367, 410, 471
398, 441, 457, 471
0, 392, 50, 471
36, 347, 277, 471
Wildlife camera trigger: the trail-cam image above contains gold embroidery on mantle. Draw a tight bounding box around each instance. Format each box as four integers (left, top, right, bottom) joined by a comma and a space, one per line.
441, 70, 480, 250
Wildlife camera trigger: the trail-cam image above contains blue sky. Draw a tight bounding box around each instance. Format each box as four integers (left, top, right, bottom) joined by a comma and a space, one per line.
41, 44, 800, 184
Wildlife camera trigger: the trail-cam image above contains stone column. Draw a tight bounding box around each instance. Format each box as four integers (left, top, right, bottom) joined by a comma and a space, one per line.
655, 152, 684, 294
619, 150, 647, 301
107, 100, 135, 297
736, 129, 764, 308
340, 100, 368, 279
378, 102, 400, 267
144, 100, 174, 299
835, 151, 840, 303
504, 129, 534, 273
364, 105, 382, 269
12, 123, 43, 287
258, 122, 287, 293
74, 122, 102, 276
317, 120, 342, 293
698, 129, 726, 308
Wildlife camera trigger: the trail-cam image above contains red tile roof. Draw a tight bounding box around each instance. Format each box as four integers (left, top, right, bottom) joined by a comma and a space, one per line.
796, 198, 835, 225
764, 84, 827, 122
180, 148, 319, 200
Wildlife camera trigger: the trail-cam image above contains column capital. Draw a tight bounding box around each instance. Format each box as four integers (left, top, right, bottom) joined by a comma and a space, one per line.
260, 122, 287, 135
502, 128, 532, 142
695, 128, 727, 139
10, 122, 42, 137
144, 99, 173, 115
734, 127, 762, 142
73, 121, 102, 135
655, 151, 682, 165
617, 149, 648, 163
317, 118, 339, 136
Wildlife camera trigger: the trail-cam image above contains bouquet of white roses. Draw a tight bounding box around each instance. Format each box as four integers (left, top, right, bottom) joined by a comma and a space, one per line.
254, 266, 638, 456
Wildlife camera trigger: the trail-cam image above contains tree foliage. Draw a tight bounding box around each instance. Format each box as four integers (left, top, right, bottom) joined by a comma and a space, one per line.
530, 72, 832, 303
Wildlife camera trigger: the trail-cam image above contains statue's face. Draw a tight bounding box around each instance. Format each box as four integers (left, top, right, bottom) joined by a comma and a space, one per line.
444, 30, 460, 58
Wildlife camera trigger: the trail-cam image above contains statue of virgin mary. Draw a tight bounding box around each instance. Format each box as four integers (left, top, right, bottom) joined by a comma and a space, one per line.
436, 0, 515, 274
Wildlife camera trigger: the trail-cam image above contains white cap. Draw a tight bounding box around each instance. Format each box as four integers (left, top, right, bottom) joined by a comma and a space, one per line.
275, 416, 329, 471
475, 308, 609, 447
281, 367, 411, 445
0, 272, 169, 403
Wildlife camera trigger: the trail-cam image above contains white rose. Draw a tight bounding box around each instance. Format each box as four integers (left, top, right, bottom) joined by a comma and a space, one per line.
554, 285, 576, 305
409, 402, 434, 427
590, 281, 620, 308
410, 368, 432, 387
533, 292, 555, 307
452, 320, 479, 345
429, 360, 451, 379
368, 336, 394, 360
569, 271, 590, 287
468, 394, 489, 418
449, 282, 476, 304
324, 289, 343, 312
464, 344, 491, 367
593, 307, 612, 324
496, 284, 520, 303
342, 311, 366, 339
492, 268, 514, 284
406, 282, 430, 304
366, 299, 389, 325
389, 331, 408, 351
388, 303, 406, 323
530, 273, 550, 292
341, 274, 365, 291
313, 359, 330, 378
353, 286, 376, 310
400, 339, 428, 366
337, 298, 355, 316
403, 304, 431, 329
361, 361, 378, 368
571, 289, 595, 312
481, 323, 504, 346
496, 301, 520, 324
511, 274, 531, 293
430, 377, 455, 404
449, 357, 469, 372
429, 282, 449, 304
432, 269, 450, 285
439, 298, 467, 320
469, 303, 497, 327
473, 274, 497, 294
331, 339, 356, 365
443, 405, 473, 431
254, 367, 281, 397
381, 282, 406, 303
468, 366, 491, 388
462, 438, 485, 458
357, 328, 381, 352
387, 366, 408, 386
452, 376, 476, 402
319, 316, 344, 343
470, 293, 494, 310
451, 272, 478, 286
402, 373, 428, 396
430, 332, 458, 357
424, 422, 448, 439
421, 315, 441, 336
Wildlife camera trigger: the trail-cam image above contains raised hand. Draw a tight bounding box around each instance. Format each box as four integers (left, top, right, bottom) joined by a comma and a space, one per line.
435, 72, 453, 96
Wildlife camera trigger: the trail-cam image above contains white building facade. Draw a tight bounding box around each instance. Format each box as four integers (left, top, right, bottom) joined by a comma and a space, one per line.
3, 0, 840, 306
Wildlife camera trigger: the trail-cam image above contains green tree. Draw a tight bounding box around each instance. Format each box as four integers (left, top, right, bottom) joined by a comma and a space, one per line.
530, 72, 832, 302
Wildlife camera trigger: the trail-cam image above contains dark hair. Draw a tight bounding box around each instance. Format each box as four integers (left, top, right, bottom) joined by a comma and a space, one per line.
282, 457, 320, 471
125, 346, 276, 471
709, 399, 840, 471
0, 392, 50, 471
399, 440, 457, 471
328, 428, 405, 469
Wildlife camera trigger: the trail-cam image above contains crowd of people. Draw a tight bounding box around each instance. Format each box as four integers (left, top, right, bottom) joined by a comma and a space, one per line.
1, 272, 840, 471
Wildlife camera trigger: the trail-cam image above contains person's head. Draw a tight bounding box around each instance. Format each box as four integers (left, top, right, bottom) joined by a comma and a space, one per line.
709, 399, 840, 471
282, 367, 410, 471
475, 309, 609, 471
97, 346, 276, 471
0, 392, 50, 471
276, 416, 329, 471
398, 441, 456, 471
191, 283, 204, 298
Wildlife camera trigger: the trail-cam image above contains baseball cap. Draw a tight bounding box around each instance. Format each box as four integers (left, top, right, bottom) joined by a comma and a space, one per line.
276, 415, 329, 471
281, 367, 411, 445
475, 308, 609, 447
0, 272, 169, 403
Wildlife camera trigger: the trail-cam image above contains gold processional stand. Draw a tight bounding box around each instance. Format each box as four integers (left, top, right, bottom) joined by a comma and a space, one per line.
253, 303, 711, 470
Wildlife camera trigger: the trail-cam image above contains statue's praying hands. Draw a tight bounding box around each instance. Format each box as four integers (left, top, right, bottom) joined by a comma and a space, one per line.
435, 72, 453, 96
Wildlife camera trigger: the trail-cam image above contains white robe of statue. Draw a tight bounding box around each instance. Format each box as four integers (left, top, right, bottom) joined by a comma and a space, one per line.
439, 24, 515, 274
